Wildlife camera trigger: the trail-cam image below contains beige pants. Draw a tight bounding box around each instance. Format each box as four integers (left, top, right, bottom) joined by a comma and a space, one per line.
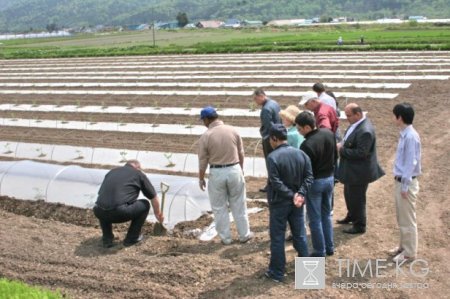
395, 179, 419, 257
207, 164, 250, 243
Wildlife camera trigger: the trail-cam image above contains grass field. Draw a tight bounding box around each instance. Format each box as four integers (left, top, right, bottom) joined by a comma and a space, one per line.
0, 278, 63, 299
1, 23, 450, 59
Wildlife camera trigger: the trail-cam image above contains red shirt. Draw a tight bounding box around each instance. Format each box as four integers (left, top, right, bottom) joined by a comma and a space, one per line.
313, 103, 339, 133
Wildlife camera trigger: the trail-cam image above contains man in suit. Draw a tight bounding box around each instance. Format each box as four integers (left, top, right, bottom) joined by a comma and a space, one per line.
336, 103, 385, 234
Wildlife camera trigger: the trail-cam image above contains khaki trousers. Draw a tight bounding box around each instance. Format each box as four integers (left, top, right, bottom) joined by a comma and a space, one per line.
208, 164, 250, 243
394, 179, 419, 257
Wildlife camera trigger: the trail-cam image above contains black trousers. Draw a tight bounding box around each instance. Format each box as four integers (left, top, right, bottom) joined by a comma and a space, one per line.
343, 183, 368, 230
93, 199, 150, 242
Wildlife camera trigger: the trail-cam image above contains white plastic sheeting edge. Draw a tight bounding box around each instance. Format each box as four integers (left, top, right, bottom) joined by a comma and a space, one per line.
3, 73, 447, 80
0, 160, 212, 228
3, 62, 450, 71
0, 117, 261, 139
4, 69, 450, 75
0, 141, 268, 177
5, 57, 450, 67
0, 104, 355, 119
0, 89, 398, 99
0, 82, 411, 89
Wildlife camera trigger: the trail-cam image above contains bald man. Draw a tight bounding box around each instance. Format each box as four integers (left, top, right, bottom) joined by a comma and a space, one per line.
336, 104, 384, 234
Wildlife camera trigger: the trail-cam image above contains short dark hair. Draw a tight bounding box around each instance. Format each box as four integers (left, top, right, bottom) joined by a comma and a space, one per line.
312, 83, 325, 93
350, 105, 363, 115
393, 103, 415, 124
295, 111, 316, 129
253, 88, 265, 96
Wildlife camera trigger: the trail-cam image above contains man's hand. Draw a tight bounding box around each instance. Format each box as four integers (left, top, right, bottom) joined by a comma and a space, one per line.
155, 211, 164, 223
336, 142, 343, 152
199, 179, 206, 191
293, 193, 305, 207
401, 191, 408, 199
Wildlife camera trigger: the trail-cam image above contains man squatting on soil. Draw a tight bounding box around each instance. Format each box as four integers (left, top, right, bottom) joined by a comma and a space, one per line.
197, 106, 253, 245
94, 160, 164, 248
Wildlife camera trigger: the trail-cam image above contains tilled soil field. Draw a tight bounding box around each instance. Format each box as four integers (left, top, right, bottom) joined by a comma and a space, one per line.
0, 53, 449, 298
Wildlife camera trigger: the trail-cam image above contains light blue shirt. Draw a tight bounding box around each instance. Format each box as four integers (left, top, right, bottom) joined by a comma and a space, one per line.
287, 125, 304, 149
393, 125, 421, 192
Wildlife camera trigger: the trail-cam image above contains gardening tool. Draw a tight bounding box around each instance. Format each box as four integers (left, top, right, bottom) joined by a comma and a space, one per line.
153, 181, 169, 236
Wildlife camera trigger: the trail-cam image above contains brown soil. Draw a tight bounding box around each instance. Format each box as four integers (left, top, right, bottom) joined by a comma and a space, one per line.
0, 54, 449, 298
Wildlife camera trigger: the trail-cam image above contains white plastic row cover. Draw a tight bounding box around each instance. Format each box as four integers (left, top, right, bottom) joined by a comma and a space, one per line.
3, 62, 450, 71
0, 82, 411, 89
4, 69, 450, 75
0, 141, 268, 178
0, 104, 353, 119
4, 57, 450, 68
0, 89, 398, 99
0, 159, 212, 228
2, 73, 448, 80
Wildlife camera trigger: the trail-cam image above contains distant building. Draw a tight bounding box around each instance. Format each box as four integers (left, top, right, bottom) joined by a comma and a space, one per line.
222, 19, 241, 28
409, 16, 427, 21
196, 20, 224, 28
241, 20, 263, 27
267, 19, 306, 26
127, 24, 149, 31
155, 22, 179, 29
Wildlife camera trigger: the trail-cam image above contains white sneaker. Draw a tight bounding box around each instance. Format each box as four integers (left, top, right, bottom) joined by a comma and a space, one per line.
240, 232, 255, 243
388, 247, 404, 256
393, 252, 414, 263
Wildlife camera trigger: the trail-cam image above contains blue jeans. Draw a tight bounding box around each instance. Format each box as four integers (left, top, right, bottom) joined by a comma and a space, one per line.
268, 203, 308, 281
306, 176, 334, 256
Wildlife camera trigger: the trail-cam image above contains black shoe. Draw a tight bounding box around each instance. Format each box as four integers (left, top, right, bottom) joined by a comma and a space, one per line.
102, 240, 116, 248
259, 186, 268, 193
264, 271, 282, 283
326, 251, 335, 256
343, 227, 366, 234
123, 234, 144, 247
336, 218, 352, 224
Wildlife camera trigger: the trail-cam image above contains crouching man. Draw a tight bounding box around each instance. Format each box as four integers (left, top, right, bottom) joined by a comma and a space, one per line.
93, 160, 163, 248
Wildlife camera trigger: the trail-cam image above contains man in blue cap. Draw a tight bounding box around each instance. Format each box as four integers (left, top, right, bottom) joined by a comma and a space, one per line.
265, 123, 313, 282
198, 106, 253, 245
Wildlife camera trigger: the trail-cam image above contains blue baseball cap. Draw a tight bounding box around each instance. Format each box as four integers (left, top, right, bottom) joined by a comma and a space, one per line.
200, 106, 218, 120
269, 123, 288, 139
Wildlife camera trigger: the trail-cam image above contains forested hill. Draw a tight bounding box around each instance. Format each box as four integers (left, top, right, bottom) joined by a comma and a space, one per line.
1, 0, 449, 32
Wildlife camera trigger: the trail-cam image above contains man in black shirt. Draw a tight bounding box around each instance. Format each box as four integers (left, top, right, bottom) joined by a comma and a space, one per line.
94, 160, 163, 248
295, 111, 336, 257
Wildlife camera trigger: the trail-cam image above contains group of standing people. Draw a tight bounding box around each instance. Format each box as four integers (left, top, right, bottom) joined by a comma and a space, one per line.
92, 83, 421, 283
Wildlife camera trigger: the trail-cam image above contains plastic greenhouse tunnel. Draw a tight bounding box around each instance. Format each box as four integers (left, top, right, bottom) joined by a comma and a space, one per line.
0, 160, 211, 229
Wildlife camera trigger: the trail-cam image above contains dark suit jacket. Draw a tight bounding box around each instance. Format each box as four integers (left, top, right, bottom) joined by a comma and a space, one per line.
337, 118, 385, 185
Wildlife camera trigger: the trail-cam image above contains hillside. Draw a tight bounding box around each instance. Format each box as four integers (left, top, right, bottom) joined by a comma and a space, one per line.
0, 0, 449, 32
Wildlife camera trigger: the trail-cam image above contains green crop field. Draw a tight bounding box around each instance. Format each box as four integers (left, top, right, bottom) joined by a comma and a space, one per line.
1, 22, 449, 59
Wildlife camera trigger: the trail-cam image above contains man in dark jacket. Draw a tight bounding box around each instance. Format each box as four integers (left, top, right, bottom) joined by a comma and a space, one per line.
296, 111, 336, 257
265, 124, 314, 283
94, 160, 163, 247
337, 103, 385, 234
253, 88, 281, 192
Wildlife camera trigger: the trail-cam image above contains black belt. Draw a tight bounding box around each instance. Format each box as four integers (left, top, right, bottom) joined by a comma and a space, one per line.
210, 162, 238, 168
394, 176, 416, 182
